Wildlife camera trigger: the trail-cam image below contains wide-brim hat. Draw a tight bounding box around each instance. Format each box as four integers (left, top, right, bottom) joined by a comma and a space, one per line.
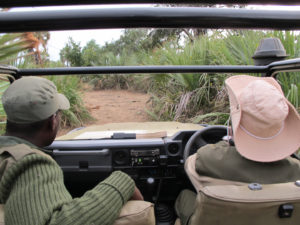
225, 75, 300, 162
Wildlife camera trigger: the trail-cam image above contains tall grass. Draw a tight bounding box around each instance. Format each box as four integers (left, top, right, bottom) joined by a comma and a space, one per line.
0, 75, 93, 135
47, 75, 93, 128
84, 30, 300, 124
142, 34, 246, 123
141, 38, 227, 122
144, 30, 300, 124
58, 29, 300, 125
0, 77, 10, 134
272, 31, 300, 112
0, 33, 93, 132
277, 72, 300, 111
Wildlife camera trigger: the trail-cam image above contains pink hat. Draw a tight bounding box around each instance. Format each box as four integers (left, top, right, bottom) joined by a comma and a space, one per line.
225, 75, 300, 162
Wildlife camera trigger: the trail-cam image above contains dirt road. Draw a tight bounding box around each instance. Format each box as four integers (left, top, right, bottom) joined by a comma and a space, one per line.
58, 89, 151, 136
83, 89, 150, 125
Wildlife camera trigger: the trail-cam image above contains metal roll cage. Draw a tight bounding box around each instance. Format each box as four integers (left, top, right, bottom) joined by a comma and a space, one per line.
1, 0, 300, 79
2, 7, 300, 32
2, 0, 300, 7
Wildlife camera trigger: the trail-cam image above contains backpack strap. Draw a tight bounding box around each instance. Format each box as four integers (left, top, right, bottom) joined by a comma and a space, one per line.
0, 144, 53, 181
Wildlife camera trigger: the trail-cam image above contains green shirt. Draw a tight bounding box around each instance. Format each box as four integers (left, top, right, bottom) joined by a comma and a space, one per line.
0, 136, 135, 225
196, 141, 300, 184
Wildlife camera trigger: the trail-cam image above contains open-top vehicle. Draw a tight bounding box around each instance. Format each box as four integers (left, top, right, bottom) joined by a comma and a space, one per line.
1, 1, 300, 224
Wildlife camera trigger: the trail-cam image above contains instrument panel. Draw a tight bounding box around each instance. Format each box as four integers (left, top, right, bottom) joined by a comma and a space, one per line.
49, 136, 184, 173
47, 130, 197, 198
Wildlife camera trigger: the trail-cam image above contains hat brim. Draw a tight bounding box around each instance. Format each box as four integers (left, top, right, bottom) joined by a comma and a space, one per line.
235, 101, 300, 162
226, 75, 300, 162
57, 93, 70, 110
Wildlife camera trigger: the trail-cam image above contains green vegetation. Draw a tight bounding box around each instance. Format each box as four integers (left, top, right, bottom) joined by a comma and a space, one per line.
273, 31, 300, 111
0, 33, 93, 133
48, 75, 93, 127
0, 78, 9, 133
278, 72, 300, 110
0, 28, 299, 132
0, 33, 35, 134
60, 29, 300, 124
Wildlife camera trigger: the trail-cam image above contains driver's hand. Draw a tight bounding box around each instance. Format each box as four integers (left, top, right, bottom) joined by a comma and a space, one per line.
130, 186, 144, 201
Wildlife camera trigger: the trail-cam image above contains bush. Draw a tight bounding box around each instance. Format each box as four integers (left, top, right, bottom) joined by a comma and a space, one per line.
0, 75, 93, 133
145, 30, 300, 124
0, 77, 10, 134
47, 75, 93, 128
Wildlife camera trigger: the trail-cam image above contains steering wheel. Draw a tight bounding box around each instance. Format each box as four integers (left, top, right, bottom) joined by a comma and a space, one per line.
183, 125, 228, 162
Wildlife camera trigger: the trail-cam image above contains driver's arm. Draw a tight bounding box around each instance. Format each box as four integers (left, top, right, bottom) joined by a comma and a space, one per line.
2, 154, 135, 225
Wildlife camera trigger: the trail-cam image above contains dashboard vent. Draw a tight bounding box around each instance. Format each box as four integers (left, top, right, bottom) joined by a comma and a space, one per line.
113, 150, 129, 165
167, 143, 180, 156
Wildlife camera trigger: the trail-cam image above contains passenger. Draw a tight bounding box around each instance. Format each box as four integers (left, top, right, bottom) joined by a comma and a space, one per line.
0, 76, 143, 225
175, 75, 300, 225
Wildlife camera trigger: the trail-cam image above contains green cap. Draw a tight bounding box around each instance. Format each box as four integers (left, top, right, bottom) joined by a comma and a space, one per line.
2, 77, 70, 124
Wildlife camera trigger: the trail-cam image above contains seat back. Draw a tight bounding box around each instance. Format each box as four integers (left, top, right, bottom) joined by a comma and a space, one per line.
0, 201, 155, 225
0, 204, 3, 225
190, 182, 300, 225
184, 154, 300, 225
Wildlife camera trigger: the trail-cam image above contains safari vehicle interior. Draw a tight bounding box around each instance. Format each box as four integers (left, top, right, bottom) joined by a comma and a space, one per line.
1, 1, 300, 225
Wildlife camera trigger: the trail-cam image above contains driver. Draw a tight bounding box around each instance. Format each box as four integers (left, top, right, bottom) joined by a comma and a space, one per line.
175, 75, 300, 225
0, 76, 143, 225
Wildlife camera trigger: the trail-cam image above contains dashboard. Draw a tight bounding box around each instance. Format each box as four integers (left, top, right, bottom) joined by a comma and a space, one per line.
47, 130, 199, 200
47, 125, 229, 224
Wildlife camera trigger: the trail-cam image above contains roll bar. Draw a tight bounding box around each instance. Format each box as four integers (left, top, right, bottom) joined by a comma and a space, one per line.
1, 2, 300, 79
1, 0, 300, 7
2, 58, 300, 79
1, 7, 300, 32
16, 66, 268, 76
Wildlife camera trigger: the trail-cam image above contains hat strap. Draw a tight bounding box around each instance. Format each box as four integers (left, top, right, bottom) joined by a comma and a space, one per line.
222, 116, 234, 146
226, 116, 232, 137
239, 122, 284, 140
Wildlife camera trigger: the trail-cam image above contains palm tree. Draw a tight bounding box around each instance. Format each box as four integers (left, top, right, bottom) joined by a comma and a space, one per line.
0, 32, 50, 132
0, 33, 37, 64
1, 8, 50, 65
21, 32, 50, 64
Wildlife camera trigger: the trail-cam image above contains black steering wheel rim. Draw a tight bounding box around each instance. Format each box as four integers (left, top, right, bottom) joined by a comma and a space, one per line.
183, 125, 228, 162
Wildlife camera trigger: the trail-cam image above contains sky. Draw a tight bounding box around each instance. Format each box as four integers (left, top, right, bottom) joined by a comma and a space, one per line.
10, 4, 300, 61
11, 5, 153, 61
48, 29, 123, 61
